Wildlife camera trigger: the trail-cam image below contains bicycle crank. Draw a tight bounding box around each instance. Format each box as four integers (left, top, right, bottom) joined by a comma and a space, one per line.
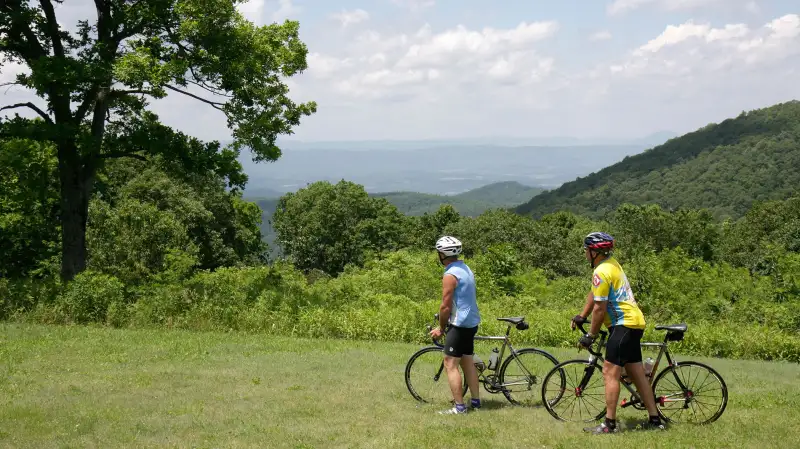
482, 374, 504, 394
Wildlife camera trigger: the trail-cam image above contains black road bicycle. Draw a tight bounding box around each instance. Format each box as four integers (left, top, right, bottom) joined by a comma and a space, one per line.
405, 313, 562, 406
540, 320, 728, 425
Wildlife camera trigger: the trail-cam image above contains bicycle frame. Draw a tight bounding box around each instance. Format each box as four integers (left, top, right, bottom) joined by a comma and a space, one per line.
576, 321, 692, 409
428, 314, 536, 391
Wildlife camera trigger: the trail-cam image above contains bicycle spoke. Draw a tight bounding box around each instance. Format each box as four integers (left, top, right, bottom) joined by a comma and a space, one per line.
653, 362, 728, 425
542, 360, 606, 423
499, 349, 559, 406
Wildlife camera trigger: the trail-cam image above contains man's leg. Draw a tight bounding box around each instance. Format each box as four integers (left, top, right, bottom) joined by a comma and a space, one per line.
443, 355, 465, 404
585, 326, 624, 434
459, 326, 480, 408
625, 363, 658, 417
624, 328, 665, 429
439, 326, 468, 414
602, 361, 623, 420
459, 356, 480, 401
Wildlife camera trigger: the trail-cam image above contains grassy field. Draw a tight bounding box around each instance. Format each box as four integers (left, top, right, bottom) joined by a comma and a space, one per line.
1, 323, 799, 448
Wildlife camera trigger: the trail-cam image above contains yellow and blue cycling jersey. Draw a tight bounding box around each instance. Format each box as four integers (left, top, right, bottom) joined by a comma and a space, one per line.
592, 257, 645, 330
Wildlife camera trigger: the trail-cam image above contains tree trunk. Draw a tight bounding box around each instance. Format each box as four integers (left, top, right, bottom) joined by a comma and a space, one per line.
58, 142, 92, 281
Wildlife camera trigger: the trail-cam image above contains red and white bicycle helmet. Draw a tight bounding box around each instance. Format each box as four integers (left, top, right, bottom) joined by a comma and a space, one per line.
583, 232, 615, 253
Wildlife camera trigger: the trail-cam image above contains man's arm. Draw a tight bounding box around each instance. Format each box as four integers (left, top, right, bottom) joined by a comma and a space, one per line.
580, 291, 594, 318
439, 274, 456, 330
589, 300, 606, 336
572, 290, 595, 329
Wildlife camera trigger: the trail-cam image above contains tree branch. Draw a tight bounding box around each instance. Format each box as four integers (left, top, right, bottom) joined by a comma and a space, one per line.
187, 79, 232, 98
0, 102, 54, 124
165, 84, 225, 110
98, 151, 148, 161
3, 1, 47, 62
38, 0, 65, 57
74, 87, 100, 123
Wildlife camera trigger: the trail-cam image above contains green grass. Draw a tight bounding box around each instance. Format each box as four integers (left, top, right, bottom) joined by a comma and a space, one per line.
1, 323, 799, 448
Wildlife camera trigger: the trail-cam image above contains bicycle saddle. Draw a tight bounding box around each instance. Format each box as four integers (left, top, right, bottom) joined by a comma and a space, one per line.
655, 323, 688, 332
497, 316, 525, 325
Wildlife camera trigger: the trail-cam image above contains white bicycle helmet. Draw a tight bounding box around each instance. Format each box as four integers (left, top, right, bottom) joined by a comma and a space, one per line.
435, 236, 463, 257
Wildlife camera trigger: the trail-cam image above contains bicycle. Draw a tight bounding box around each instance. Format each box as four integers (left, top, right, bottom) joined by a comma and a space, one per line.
540, 320, 728, 425
404, 313, 562, 406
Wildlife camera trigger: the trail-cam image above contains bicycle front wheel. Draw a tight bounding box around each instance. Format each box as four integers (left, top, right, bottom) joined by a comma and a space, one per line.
541, 359, 607, 422
652, 361, 728, 424
405, 346, 467, 404
498, 348, 560, 406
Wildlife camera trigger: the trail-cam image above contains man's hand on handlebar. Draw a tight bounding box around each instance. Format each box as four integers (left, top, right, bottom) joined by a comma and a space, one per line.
571, 314, 586, 330
429, 327, 443, 340
578, 333, 596, 349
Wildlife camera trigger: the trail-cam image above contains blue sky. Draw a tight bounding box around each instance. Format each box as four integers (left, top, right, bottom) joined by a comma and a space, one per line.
1, 0, 798, 143
237, 0, 800, 141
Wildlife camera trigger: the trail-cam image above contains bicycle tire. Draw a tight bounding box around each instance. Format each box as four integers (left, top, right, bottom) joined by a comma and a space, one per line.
405, 346, 467, 403
541, 358, 607, 422
652, 361, 728, 424
498, 347, 560, 405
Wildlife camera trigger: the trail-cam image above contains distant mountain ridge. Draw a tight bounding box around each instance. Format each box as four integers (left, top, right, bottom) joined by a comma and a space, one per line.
274, 131, 678, 151
247, 181, 544, 254
515, 100, 800, 220
373, 181, 544, 216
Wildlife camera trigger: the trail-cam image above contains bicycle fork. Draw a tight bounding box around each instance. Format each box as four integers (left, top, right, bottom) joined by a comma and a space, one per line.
574, 355, 600, 398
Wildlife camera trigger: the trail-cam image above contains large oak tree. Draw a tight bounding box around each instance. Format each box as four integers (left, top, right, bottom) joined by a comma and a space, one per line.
0, 0, 316, 280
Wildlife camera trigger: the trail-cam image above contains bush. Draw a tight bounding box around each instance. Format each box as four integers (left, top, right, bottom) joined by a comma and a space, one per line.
54, 271, 124, 324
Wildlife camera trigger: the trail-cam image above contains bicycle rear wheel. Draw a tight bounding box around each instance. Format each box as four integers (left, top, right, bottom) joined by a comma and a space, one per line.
405, 346, 467, 404
652, 361, 728, 424
541, 359, 607, 422
498, 348, 560, 406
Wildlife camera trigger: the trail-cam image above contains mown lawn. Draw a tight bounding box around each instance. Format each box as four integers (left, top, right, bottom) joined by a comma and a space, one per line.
1, 323, 798, 448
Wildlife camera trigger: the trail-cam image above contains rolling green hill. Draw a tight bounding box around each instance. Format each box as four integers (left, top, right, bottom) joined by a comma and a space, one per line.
248, 181, 543, 255
374, 181, 544, 216
515, 100, 800, 220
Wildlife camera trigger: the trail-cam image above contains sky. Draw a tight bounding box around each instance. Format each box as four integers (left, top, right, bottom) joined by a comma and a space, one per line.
1, 0, 799, 143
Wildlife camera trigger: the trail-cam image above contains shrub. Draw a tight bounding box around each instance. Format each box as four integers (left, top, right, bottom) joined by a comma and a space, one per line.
55, 271, 124, 324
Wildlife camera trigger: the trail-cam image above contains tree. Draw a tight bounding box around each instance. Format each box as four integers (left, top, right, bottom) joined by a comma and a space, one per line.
0, 1, 316, 280
272, 180, 411, 275
412, 204, 461, 249
0, 138, 60, 277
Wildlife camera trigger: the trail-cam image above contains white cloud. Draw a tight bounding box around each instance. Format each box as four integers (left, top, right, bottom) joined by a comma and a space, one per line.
330, 9, 369, 28
589, 30, 613, 41
612, 14, 800, 78
306, 53, 354, 79
237, 0, 264, 23
0, 59, 29, 84
271, 0, 301, 22
396, 21, 559, 69
392, 0, 435, 12
302, 20, 560, 104
607, 0, 724, 15
607, 0, 655, 16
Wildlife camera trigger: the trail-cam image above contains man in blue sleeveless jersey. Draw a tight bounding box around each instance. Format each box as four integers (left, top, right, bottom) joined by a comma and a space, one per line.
429, 236, 481, 414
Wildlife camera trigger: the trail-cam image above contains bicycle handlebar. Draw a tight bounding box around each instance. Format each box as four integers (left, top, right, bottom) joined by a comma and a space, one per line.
427, 313, 444, 347
575, 319, 607, 357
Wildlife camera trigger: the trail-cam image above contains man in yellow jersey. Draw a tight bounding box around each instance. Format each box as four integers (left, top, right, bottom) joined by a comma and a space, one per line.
571, 232, 665, 434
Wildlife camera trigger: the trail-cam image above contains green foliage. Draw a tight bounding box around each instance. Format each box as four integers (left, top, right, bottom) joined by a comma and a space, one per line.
54, 271, 125, 324
0, 139, 60, 278
516, 100, 800, 220
411, 204, 461, 249
1, 0, 314, 279
87, 198, 198, 286
272, 180, 412, 275
610, 204, 718, 261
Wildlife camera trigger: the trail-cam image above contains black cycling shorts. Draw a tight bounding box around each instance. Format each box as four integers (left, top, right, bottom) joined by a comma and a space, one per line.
443, 325, 478, 358
605, 325, 644, 367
